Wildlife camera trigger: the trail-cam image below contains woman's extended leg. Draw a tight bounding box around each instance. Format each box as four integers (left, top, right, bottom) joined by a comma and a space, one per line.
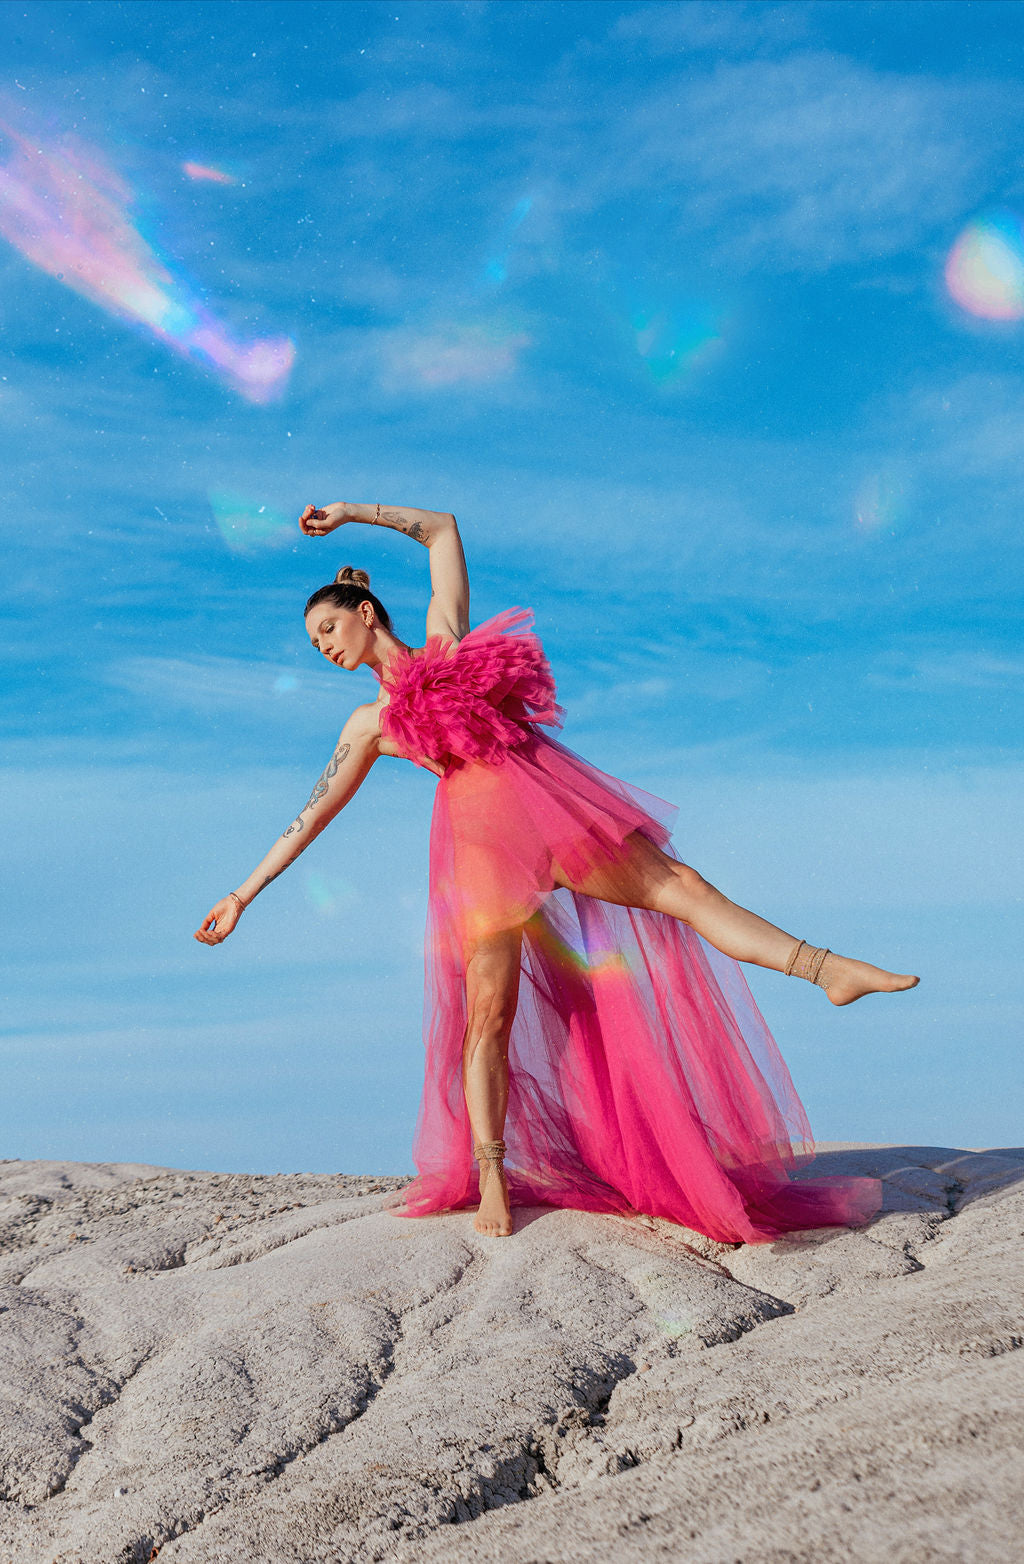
461, 926, 523, 1236
554, 833, 918, 1006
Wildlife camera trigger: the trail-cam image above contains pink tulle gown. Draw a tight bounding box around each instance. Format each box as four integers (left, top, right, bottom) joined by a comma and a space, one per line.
375, 608, 883, 1244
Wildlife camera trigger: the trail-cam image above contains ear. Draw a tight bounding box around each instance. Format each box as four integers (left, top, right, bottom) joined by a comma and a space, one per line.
359, 599, 375, 628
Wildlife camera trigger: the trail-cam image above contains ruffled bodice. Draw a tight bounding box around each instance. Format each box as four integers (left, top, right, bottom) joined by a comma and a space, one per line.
377, 607, 564, 772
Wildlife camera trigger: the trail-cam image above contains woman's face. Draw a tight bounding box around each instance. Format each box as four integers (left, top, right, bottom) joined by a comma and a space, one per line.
305, 600, 377, 670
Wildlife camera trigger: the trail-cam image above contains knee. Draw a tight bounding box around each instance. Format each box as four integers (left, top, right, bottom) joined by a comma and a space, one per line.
659, 861, 716, 919
464, 980, 515, 1052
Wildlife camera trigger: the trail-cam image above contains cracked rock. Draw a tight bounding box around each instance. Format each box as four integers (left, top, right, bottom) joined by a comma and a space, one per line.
0, 1144, 1020, 1563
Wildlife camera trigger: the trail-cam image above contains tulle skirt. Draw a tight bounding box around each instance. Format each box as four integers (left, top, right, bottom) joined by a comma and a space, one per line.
385, 730, 883, 1244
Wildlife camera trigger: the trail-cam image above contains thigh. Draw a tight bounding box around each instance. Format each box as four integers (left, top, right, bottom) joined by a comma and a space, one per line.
551, 828, 681, 910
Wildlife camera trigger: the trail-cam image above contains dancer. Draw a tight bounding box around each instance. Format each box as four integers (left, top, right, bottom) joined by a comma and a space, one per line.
195, 500, 918, 1243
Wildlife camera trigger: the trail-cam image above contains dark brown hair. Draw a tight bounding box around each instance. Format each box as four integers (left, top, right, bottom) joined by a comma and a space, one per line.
304, 566, 393, 632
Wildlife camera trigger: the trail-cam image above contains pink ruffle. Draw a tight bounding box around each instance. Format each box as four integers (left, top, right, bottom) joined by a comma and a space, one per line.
378, 607, 564, 772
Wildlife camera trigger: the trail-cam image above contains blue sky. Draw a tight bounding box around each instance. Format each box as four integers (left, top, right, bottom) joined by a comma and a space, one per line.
2, 0, 1021, 1176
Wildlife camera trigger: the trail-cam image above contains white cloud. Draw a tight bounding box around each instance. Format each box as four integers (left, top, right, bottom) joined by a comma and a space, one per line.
574, 50, 999, 273
610, 1, 812, 56
101, 652, 328, 713
866, 650, 1024, 692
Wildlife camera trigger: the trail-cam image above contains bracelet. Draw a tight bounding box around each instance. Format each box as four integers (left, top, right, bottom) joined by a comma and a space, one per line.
374, 502, 381, 523
228, 891, 248, 912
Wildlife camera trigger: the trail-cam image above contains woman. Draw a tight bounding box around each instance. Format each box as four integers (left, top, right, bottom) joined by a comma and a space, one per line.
196, 499, 918, 1243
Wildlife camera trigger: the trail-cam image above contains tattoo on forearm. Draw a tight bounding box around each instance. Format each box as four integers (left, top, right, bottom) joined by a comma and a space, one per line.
282, 740, 352, 837
378, 509, 427, 544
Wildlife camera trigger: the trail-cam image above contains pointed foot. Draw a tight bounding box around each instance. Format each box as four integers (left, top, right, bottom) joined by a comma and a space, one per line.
825, 955, 920, 1006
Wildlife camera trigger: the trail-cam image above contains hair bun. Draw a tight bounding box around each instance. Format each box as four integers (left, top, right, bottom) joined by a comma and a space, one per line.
335, 565, 371, 590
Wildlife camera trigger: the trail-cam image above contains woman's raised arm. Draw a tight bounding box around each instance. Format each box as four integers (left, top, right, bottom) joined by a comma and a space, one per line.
299, 500, 470, 643
194, 705, 380, 946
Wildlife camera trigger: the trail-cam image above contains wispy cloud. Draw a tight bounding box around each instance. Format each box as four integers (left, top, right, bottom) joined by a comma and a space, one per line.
570, 50, 998, 273
866, 649, 1024, 692
609, 1, 813, 56
101, 653, 325, 713
375, 319, 533, 390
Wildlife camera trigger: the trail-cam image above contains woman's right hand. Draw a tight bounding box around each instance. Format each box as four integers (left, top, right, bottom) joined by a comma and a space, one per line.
194, 896, 244, 946
299, 501, 350, 537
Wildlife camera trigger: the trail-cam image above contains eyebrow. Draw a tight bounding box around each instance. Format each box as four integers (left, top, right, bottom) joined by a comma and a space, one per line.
310, 612, 333, 642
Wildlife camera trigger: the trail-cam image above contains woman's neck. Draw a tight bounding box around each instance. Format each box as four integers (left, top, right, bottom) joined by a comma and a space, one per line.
368, 628, 416, 681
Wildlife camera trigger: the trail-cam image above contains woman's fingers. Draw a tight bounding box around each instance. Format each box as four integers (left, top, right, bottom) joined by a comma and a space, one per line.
194, 901, 238, 944
299, 503, 330, 536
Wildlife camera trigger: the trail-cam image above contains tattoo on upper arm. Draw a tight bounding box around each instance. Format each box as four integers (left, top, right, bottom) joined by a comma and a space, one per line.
283, 740, 352, 836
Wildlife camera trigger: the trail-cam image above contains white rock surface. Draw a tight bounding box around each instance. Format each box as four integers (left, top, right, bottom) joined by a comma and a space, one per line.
0, 1143, 1021, 1562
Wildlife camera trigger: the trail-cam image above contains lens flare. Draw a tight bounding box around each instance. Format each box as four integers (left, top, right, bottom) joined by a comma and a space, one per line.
527, 912, 637, 980
183, 161, 237, 185
853, 464, 910, 533
482, 194, 534, 286
0, 111, 294, 401
944, 209, 1024, 321
305, 870, 358, 917
627, 1267, 696, 1340
630, 301, 726, 387
209, 490, 292, 552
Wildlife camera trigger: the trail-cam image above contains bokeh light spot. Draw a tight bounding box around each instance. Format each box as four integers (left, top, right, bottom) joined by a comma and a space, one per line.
305, 869, 358, 917
944, 209, 1024, 321
183, 161, 236, 185
209, 490, 292, 553
853, 464, 911, 533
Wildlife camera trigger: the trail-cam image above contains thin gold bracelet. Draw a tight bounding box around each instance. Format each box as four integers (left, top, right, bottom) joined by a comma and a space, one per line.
228, 891, 248, 912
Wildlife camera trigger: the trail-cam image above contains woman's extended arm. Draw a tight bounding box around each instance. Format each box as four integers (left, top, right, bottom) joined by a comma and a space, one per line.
299, 500, 470, 642
194, 705, 379, 946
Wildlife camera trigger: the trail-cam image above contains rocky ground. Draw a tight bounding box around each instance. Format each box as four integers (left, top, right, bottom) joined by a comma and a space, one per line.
0, 1142, 1021, 1564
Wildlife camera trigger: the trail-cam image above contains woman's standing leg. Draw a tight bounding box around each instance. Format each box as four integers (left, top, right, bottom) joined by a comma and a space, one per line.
461, 926, 523, 1236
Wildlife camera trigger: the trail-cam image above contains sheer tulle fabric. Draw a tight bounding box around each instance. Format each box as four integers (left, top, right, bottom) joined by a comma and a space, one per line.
377, 609, 883, 1244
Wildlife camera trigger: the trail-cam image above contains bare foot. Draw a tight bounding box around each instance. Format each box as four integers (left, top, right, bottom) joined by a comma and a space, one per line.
822, 953, 920, 1007
474, 1160, 513, 1237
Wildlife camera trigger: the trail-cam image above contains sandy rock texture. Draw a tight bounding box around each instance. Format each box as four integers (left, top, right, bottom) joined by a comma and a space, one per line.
0, 1143, 1021, 1564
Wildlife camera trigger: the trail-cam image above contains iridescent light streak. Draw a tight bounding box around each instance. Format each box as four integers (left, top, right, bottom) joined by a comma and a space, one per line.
484, 195, 533, 285
305, 870, 357, 917
0, 115, 294, 401
945, 209, 1024, 321
853, 464, 910, 533
630, 301, 726, 388
209, 490, 292, 552
183, 161, 237, 185
627, 1267, 695, 1340
529, 915, 637, 981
